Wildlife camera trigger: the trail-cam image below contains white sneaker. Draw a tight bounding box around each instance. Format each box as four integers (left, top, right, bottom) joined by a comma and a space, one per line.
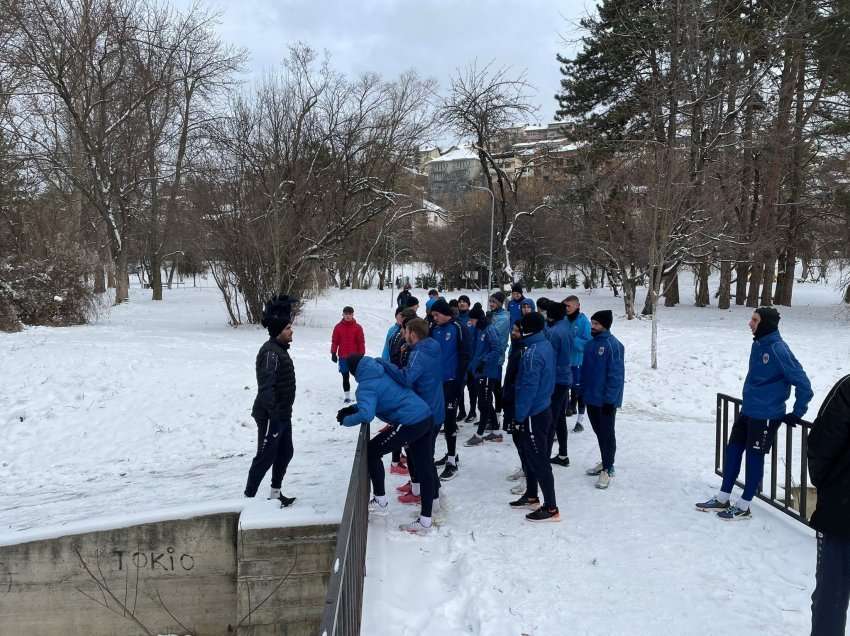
586, 462, 604, 476
595, 470, 611, 489
511, 481, 526, 495
506, 467, 524, 482
368, 497, 389, 516
399, 518, 432, 535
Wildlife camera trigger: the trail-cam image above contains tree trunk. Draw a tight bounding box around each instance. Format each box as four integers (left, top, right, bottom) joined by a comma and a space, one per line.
94, 264, 107, 295
622, 278, 635, 319
718, 261, 732, 309
844, 285, 850, 304
151, 252, 163, 300
746, 262, 762, 307
114, 250, 129, 304
775, 250, 795, 306
735, 262, 748, 305
664, 271, 679, 307
695, 263, 710, 307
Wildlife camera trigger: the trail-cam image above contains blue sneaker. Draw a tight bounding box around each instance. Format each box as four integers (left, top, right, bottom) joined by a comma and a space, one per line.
695, 497, 730, 512
717, 505, 751, 521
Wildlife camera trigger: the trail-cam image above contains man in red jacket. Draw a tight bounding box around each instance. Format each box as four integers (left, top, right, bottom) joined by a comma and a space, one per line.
331, 306, 366, 402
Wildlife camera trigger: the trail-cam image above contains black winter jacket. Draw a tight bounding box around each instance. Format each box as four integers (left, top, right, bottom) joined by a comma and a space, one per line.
251, 338, 296, 424
808, 374, 850, 537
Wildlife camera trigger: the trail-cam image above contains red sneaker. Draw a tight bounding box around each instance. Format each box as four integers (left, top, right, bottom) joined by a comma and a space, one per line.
390, 463, 409, 476
397, 492, 421, 505
396, 481, 412, 494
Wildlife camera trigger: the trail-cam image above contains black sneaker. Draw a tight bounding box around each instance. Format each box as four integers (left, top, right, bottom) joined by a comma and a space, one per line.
439, 463, 459, 481
464, 412, 477, 423
434, 453, 449, 467
573, 423, 584, 433
550, 455, 570, 467
278, 494, 296, 508
457, 410, 467, 420
566, 407, 576, 417
526, 506, 560, 522
509, 495, 540, 509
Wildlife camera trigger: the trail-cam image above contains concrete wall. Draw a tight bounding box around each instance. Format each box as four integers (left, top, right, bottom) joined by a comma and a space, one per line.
0, 514, 337, 636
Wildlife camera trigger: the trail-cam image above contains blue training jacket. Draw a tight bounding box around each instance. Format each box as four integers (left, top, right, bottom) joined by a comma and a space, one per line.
741, 331, 813, 420
341, 357, 431, 427
546, 318, 574, 387
581, 330, 625, 408
566, 312, 592, 367
508, 295, 533, 326
378, 337, 445, 428
470, 320, 503, 380
488, 307, 510, 365
430, 319, 469, 382
514, 331, 556, 422
381, 323, 401, 361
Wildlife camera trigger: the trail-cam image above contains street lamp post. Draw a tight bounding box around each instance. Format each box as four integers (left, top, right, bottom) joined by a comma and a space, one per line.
469, 184, 495, 305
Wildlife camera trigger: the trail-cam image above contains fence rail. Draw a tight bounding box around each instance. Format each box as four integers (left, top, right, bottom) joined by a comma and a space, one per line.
320, 422, 370, 636
715, 393, 814, 523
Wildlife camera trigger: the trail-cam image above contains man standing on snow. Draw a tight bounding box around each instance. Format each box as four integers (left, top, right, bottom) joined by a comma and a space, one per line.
508, 283, 533, 327
697, 307, 812, 519
456, 295, 477, 422
244, 295, 298, 507
464, 302, 505, 447
331, 306, 366, 402
563, 295, 592, 432
508, 312, 560, 522
582, 310, 625, 490
338, 354, 435, 535
397, 282, 412, 308
808, 374, 850, 635
540, 299, 573, 468
487, 291, 510, 422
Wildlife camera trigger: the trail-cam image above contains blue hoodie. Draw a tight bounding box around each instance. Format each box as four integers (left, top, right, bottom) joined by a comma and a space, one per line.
341, 357, 431, 427
378, 337, 445, 428
581, 330, 625, 408
508, 295, 534, 326
430, 319, 470, 382
546, 318, 574, 386
566, 311, 592, 367
741, 331, 812, 420
470, 320, 503, 380
514, 331, 556, 422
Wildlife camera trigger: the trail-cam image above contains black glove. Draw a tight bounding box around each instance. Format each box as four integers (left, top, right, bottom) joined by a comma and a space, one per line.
331, 353, 338, 363
336, 404, 358, 423
601, 403, 616, 416
781, 413, 802, 427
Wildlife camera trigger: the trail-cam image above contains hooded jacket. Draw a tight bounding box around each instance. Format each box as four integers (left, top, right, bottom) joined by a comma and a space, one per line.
341, 357, 431, 427
514, 331, 556, 422
470, 319, 503, 380
741, 331, 812, 420
508, 295, 534, 326
545, 318, 574, 387
251, 338, 296, 423
566, 311, 592, 367
581, 330, 625, 408
331, 319, 366, 359
378, 337, 445, 428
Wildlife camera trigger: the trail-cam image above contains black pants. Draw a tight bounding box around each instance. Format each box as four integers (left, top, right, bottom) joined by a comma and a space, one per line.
587, 404, 617, 471
430, 426, 441, 500
458, 371, 476, 418
341, 371, 351, 392
476, 377, 500, 435
812, 532, 850, 636
518, 410, 556, 508
244, 417, 294, 497
568, 366, 585, 415
444, 380, 460, 457
368, 419, 434, 517
551, 384, 570, 457
493, 379, 503, 413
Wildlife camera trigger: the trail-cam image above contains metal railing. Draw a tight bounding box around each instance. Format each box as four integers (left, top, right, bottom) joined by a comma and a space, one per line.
320, 422, 370, 636
715, 393, 814, 523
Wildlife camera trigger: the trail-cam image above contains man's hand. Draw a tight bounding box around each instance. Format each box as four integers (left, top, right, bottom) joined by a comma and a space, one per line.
336, 404, 358, 423
781, 413, 802, 427
331, 353, 338, 363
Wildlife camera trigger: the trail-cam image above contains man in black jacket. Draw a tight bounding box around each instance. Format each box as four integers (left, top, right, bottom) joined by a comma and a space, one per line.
244, 296, 298, 507
808, 374, 850, 636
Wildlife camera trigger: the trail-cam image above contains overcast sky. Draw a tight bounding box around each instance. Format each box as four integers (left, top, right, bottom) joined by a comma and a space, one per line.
177, 0, 592, 130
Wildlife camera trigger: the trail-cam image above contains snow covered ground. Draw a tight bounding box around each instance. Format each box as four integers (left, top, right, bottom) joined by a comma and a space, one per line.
1, 273, 849, 634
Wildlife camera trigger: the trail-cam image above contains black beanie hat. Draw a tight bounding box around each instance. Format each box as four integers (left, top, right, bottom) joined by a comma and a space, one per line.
490, 291, 505, 305
511, 282, 523, 294
346, 354, 363, 377
458, 294, 470, 305
261, 295, 295, 338
547, 300, 566, 321
519, 312, 545, 337
591, 310, 613, 331
469, 302, 485, 321
431, 298, 452, 317
754, 306, 780, 339
449, 298, 459, 308
406, 295, 420, 307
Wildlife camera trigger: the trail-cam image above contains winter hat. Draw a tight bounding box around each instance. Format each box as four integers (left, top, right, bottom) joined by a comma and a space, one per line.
406, 295, 420, 308
428, 289, 439, 297
346, 354, 363, 377
342, 306, 354, 315
490, 291, 505, 305
449, 298, 459, 309
431, 298, 453, 317
754, 306, 780, 339
458, 294, 471, 305
536, 297, 551, 312
469, 302, 486, 321
546, 300, 566, 321
261, 295, 295, 338
519, 312, 545, 337
511, 282, 523, 294
591, 310, 613, 331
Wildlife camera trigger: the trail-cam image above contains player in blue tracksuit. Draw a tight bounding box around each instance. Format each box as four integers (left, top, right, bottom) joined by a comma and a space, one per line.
508, 283, 534, 326
338, 354, 435, 535
509, 312, 560, 522
541, 300, 573, 467
487, 291, 510, 420
429, 298, 470, 477
378, 318, 445, 508
464, 303, 505, 447
503, 321, 527, 480
381, 306, 405, 362
455, 295, 476, 421
564, 295, 592, 431
581, 310, 625, 490
697, 307, 813, 520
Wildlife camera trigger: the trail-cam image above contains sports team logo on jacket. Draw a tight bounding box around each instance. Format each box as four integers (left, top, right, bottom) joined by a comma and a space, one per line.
763, 353, 770, 364
598, 346, 605, 356
445, 332, 452, 341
